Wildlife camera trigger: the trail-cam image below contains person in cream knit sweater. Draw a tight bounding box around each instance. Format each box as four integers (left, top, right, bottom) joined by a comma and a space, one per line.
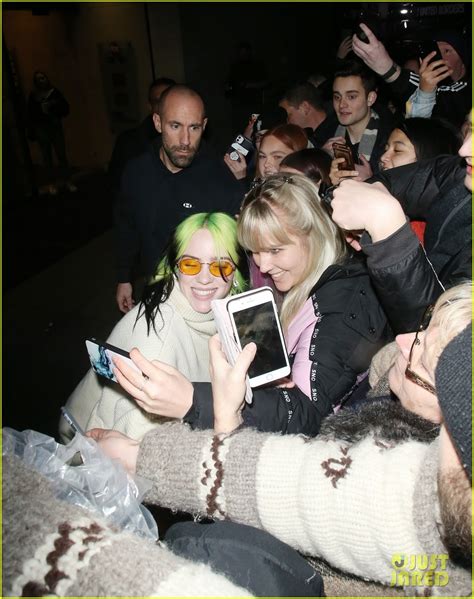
4, 321, 471, 596
60, 212, 247, 442
88, 283, 471, 596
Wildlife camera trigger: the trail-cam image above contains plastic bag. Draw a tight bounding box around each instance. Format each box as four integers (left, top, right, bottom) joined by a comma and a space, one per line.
2, 427, 158, 541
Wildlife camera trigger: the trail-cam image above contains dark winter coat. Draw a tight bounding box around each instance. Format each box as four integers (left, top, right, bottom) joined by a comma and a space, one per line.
185, 255, 390, 437
365, 155, 471, 333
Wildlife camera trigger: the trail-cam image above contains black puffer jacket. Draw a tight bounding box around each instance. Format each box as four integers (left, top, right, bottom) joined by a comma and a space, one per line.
184, 255, 390, 437
365, 155, 471, 333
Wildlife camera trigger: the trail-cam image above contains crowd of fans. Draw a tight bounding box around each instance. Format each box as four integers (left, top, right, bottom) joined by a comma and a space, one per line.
5, 21, 472, 598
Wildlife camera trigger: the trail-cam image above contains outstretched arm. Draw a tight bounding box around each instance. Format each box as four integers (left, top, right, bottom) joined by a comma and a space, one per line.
352, 23, 399, 81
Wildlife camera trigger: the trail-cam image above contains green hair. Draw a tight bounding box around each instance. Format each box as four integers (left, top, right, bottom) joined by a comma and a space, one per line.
138, 212, 247, 334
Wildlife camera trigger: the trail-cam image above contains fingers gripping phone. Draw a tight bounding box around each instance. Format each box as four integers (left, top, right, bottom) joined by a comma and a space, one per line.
417, 40, 452, 85
333, 142, 356, 171
418, 40, 443, 63
227, 288, 290, 387
226, 134, 255, 162
86, 339, 141, 383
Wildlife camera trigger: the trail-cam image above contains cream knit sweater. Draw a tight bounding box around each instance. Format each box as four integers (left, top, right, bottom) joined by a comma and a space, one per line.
137, 422, 471, 596
62, 285, 216, 441
3, 455, 251, 597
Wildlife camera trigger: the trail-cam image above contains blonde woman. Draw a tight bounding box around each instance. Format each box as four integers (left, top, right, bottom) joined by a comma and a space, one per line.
107, 174, 390, 437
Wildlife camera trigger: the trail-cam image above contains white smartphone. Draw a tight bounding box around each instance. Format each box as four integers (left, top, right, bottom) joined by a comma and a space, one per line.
85, 338, 141, 383
227, 287, 290, 387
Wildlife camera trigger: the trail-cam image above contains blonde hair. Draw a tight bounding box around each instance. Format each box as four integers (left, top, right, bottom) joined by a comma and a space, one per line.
238, 174, 348, 329
425, 281, 473, 373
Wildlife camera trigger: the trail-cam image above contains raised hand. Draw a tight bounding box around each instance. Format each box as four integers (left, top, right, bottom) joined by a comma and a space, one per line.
208, 334, 256, 434
112, 348, 194, 419
418, 52, 452, 92
352, 23, 394, 77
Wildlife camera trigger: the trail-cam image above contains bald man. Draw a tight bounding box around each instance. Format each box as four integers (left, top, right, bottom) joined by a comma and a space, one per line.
115, 85, 244, 313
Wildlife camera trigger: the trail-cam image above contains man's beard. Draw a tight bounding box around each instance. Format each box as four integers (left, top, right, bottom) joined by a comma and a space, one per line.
438, 466, 472, 569
162, 141, 199, 169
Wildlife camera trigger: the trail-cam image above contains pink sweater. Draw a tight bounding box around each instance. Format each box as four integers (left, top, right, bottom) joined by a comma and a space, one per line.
286, 297, 320, 399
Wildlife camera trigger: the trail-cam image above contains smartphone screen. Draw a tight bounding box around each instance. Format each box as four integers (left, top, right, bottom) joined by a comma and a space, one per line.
231, 301, 288, 380
85, 339, 140, 382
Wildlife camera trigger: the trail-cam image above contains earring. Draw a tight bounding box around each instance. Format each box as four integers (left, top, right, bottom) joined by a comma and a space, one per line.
233, 280, 239, 288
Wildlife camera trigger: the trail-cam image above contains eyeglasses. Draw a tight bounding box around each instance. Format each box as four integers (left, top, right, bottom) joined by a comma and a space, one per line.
405, 305, 436, 395
177, 257, 235, 279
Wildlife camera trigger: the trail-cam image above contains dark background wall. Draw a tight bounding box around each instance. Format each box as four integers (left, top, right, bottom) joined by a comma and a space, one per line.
178, 3, 338, 149
3, 2, 471, 188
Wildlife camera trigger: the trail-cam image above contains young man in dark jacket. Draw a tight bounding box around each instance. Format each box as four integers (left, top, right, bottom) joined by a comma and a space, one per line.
115, 85, 244, 312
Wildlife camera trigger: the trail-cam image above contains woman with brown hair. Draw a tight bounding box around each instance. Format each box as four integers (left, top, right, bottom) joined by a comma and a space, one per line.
256, 123, 308, 177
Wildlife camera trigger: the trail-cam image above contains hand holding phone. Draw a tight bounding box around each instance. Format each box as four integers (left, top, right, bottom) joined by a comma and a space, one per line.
418, 40, 443, 64
417, 40, 452, 88
226, 134, 255, 162
86, 339, 141, 383
226, 288, 290, 387
333, 142, 356, 171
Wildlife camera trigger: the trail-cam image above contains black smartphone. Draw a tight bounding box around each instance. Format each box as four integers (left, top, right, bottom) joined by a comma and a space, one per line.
354, 17, 380, 43
355, 25, 369, 43
418, 40, 443, 63
417, 40, 451, 84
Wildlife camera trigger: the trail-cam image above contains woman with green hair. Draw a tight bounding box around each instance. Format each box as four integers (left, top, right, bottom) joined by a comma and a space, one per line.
60, 212, 246, 442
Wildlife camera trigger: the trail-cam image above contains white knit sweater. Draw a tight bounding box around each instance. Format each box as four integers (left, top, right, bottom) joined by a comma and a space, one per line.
137, 423, 472, 596
62, 285, 216, 440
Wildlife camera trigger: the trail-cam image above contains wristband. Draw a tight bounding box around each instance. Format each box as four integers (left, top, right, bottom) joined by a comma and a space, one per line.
381, 63, 398, 81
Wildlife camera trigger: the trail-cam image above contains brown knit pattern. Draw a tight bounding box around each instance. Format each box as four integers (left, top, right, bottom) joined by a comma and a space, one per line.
205, 435, 227, 518
13, 519, 111, 597
321, 446, 352, 488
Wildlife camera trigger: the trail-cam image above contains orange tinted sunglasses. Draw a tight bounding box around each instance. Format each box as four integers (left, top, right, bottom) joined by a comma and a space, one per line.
177, 257, 235, 278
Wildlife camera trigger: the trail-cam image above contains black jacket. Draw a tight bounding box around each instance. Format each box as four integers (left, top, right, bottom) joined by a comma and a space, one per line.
184, 255, 390, 437
364, 155, 471, 333
387, 68, 471, 129
115, 139, 245, 282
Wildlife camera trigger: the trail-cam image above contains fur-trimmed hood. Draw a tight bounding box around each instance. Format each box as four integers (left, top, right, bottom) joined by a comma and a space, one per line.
318, 399, 440, 445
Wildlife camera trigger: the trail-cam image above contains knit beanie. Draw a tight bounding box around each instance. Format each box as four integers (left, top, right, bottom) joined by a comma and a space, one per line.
434, 30, 470, 67
435, 323, 472, 480
254, 107, 287, 133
